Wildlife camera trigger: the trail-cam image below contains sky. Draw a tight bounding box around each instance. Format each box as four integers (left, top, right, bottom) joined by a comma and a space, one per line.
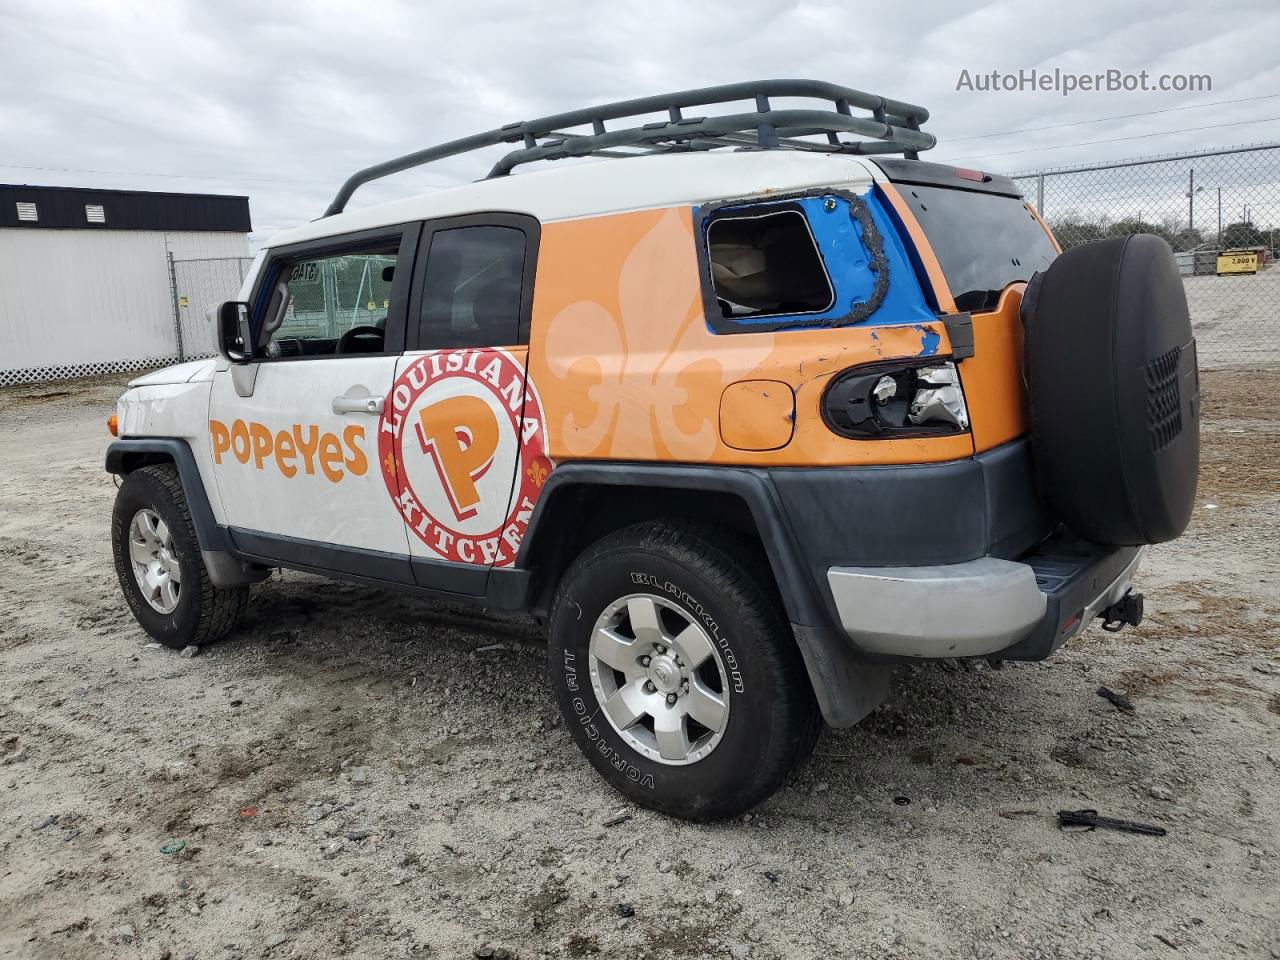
3, 0, 1279, 246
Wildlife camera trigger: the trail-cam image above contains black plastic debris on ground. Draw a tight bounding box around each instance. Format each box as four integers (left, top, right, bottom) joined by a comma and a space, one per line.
1097, 685, 1135, 712
1057, 809, 1166, 836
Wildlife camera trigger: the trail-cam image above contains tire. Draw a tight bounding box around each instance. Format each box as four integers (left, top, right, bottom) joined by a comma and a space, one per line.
111, 463, 250, 649
1022, 234, 1200, 546
547, 522, 820, 821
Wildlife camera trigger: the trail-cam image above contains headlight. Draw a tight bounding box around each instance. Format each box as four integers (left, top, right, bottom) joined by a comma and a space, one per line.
822, 360, 970, 438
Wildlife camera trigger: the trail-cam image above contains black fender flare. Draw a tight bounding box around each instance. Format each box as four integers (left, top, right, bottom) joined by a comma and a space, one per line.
105, 438, 231, 554
516, 463, 889, 727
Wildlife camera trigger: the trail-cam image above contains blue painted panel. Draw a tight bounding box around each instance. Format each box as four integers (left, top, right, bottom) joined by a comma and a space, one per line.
704, 187, 937, 335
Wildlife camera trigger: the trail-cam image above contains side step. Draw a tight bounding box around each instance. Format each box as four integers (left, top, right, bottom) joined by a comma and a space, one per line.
996, 531, 1145, 661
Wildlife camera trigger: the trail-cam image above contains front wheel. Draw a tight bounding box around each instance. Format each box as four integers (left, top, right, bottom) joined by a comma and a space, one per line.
111, 464, 250, 649
548, 522, 820, 821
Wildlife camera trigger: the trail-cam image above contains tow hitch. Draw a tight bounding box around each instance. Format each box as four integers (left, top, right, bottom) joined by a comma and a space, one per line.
1100, 591, 1144, 632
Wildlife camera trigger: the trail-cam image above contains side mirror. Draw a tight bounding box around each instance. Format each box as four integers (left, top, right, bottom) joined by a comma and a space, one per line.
210, 301, 253, 363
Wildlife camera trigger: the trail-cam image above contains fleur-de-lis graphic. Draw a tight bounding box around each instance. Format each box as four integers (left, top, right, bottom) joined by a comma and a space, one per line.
526, 457, 549, 489
382, 451, 396, 478
540, 209, 773, 460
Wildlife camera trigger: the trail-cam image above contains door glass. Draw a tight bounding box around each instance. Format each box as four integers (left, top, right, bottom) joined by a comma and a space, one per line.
418, 226, 526, 348
261, 245, 399, 357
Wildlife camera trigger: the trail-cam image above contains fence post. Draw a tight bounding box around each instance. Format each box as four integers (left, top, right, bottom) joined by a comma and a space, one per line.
1036, 173, 1045, 216
167, 251, 186, 363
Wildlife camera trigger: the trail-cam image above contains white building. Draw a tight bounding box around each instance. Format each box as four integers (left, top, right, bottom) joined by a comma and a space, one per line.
0, 184, 252, 386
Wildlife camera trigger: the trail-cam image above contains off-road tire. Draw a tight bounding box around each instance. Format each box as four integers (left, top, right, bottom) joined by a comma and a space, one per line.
112, 464, 250, 649
548, 521, 820, 821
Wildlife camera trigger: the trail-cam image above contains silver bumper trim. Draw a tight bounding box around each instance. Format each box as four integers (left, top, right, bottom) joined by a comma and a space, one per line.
827, 548, 1147, 659
827, 557, 1046, 658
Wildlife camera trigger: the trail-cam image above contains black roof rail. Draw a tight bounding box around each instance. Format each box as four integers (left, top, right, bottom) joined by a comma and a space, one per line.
323, 79, 934, 217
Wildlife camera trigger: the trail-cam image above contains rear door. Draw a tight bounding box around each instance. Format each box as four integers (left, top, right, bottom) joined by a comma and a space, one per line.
376, 213, 547, 595
207, 224, 421, 579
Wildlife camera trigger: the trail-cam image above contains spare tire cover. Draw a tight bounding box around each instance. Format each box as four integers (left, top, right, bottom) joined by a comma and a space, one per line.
1022, 234, 1200, 546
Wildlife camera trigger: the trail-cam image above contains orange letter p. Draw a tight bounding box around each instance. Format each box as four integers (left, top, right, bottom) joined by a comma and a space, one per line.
416, 395, 500, 522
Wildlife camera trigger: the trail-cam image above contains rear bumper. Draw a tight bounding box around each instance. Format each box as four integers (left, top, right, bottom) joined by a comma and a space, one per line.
826, 536, 1145, 659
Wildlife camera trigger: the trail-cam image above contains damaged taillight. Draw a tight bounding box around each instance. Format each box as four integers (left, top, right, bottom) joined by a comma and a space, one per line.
822, 360, 970, 439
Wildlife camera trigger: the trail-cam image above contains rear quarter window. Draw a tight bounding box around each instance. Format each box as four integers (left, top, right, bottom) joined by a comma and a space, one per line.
897, 185, 1057, 312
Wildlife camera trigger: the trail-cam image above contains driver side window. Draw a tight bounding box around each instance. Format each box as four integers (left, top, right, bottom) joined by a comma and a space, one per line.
260, 244, 399, 358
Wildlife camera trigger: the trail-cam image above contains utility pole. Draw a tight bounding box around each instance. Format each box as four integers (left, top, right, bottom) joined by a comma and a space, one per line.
1188, 167, 1194, 230
1217, 187, 1222, 244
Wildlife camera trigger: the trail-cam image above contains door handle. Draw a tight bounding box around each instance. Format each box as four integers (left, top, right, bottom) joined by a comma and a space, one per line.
332, 395, 385, 415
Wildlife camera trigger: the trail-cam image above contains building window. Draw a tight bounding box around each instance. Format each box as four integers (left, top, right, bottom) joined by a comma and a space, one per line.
85, 204, 106, 224
15, 202, 37, 222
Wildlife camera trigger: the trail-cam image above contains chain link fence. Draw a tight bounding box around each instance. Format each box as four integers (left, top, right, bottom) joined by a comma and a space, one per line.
1010, 143, 1280, 366
169, 255, 255, 361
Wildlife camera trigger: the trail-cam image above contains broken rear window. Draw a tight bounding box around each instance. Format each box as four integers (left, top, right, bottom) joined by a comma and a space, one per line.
706, 208, 834, 319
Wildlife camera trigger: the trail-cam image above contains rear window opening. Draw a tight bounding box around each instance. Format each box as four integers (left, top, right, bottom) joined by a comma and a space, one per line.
895, 184, 1058, 312
707, 209, 833, 319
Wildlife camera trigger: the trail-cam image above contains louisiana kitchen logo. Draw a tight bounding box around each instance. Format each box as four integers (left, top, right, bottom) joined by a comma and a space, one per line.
378, 350, 551, 567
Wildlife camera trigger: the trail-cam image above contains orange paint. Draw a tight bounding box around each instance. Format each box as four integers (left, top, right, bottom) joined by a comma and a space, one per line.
415, 394, 501, 522
528, 206, 974, 467
958, 285, 1030, 452
720, 380, 795, 451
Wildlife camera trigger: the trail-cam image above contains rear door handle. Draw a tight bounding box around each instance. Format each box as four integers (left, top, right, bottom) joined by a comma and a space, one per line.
332, 395, 385, 415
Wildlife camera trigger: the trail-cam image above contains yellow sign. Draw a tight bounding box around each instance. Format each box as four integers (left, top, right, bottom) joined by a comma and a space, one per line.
179, 296, 189, 307
1217, 252, 1258, 275
367, 300, 377, 310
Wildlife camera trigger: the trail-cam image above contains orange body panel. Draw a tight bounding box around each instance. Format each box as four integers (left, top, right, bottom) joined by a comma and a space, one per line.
528, 206, 974, 467
960, 285, 1031, 452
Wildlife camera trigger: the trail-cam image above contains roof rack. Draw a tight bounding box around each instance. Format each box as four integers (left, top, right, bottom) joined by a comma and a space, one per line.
323, 79, 934, 217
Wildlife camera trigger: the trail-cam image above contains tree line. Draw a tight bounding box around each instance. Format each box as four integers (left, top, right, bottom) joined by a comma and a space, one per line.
1047, 213, 1276, 253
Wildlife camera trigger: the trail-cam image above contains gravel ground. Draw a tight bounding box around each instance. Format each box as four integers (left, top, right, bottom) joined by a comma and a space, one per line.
1184, 265, 1280, 365
1, 369, 1277, 960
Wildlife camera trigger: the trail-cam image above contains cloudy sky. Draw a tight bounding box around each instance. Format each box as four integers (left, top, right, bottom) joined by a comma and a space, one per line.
3, 0, 1279, 244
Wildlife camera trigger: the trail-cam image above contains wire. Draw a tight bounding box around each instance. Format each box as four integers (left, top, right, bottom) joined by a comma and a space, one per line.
941, 115, 1280, 163
940, 92, 1280, 144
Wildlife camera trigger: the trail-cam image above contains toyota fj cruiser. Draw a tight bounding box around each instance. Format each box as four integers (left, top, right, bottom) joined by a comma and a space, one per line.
107, 81, 1199, 820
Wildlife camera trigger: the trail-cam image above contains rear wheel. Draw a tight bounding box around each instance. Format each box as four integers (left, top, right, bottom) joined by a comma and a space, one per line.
111, 464, 250, 649
548, 522, 820, 821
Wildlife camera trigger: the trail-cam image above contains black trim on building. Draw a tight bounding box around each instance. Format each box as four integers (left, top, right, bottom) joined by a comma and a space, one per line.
0, 184, 251, 232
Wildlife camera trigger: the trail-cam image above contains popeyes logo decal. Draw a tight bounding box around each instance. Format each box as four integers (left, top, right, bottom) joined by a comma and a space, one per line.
210, 418, 368, 483
378, 350, 551, 567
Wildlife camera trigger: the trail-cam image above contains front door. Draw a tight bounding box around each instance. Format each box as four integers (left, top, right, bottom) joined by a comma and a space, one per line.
208, 226, 420, 578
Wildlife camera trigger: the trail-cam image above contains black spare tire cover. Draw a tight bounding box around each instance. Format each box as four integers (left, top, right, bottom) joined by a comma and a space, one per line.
1021, 234, 1200, 546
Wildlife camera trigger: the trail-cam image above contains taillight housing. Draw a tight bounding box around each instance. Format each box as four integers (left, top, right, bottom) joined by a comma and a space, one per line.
822, 359, 970, 439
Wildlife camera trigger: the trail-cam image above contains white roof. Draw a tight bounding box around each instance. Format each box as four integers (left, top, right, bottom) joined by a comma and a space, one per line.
269, 150, 883, 249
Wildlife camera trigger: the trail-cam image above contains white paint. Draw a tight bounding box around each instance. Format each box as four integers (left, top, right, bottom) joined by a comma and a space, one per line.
206, 357, 409, 554
0, 229, 250, 374
269, 151, 882, 249
115, 377, 228, 525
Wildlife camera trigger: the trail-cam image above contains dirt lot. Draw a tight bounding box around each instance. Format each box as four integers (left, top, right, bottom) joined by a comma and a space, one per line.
1, 369, 1277, 960
1184, 265, 1280, 365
